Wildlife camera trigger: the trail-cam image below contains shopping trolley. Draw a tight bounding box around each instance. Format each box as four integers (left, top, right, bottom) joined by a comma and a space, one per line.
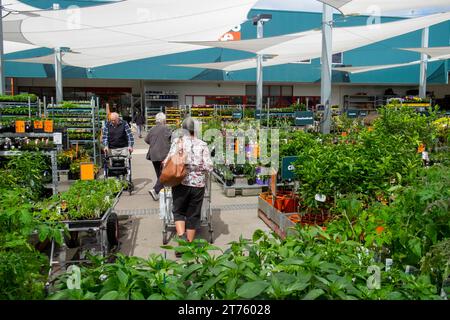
161, 174, 213, 244
103, 154, 134, 195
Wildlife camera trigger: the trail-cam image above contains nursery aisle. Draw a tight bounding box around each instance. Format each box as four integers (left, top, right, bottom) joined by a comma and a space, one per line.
114, 133, 269, 259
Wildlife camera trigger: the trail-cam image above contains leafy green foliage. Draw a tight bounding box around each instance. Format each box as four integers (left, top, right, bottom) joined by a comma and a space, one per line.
49, 227, 441, 300
0, 188, 65, 300
0, 94, 38, 103
36, 179, 125, 221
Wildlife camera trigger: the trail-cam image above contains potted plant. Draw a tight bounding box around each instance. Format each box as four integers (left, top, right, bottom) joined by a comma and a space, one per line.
244, 164, 256, 185
223, 169, 234, 186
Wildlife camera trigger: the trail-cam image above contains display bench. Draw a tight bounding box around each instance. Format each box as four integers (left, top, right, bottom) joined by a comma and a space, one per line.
257, 195, 297, 239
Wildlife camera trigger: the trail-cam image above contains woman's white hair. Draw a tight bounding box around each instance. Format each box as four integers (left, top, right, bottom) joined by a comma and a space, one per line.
155, 112, 166, 124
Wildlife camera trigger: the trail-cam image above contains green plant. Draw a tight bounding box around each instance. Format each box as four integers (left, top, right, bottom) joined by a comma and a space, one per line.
0, 93, 38, 103
48, 227, 442, 300
0, 188, 65, 300
420, 239, 450, 295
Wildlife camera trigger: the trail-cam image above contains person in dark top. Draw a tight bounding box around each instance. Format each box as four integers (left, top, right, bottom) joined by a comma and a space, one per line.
145, 112, 172, 201
135, 111, 146, 138
102, 112, 135, 170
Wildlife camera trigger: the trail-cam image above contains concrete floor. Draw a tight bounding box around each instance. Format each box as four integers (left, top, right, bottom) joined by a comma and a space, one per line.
114, 133, 269, 260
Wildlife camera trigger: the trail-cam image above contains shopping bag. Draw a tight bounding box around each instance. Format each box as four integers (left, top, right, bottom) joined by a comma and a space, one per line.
160, 138, 186, 187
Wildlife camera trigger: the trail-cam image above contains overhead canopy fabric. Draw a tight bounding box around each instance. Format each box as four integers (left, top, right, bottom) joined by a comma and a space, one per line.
318, 0, 450, 16
172, 12, 450, 71
7, 54, 57, 65
4, 41, 39, 54
400, 47, 450, 58
333, 55, 450, 74
4, 0, 258, 67
2, 0, 41, 21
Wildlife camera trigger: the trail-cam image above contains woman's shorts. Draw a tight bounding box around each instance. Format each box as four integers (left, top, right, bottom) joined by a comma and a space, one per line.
172, 184, 205, 230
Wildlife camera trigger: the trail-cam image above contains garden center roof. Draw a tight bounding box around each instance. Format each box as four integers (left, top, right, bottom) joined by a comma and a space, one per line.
3, 0, 259, 67
318, 0, 450, 16
172, 12, 450, 71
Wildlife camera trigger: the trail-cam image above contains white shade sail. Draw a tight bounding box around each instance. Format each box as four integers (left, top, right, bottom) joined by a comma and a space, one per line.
317, 0, 450, 16
2, 0, 41, 21
7, 54, 56, 65
3, 0, 258, 67
333, 55, 450, 74
4, 41, 38, 54
172, 12, 450, 71
400, 47, 450, 58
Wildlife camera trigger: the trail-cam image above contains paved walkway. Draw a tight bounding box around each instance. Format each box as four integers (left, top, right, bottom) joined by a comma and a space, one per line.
114, 133, 269, 259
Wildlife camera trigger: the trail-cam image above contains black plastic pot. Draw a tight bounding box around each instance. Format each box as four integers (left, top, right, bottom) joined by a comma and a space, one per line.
247, 178, 255, 186
225, 180, 234, 186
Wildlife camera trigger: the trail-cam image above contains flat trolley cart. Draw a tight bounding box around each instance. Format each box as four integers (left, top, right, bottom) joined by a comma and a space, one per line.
161, 174, 214, 244
47, 188, 123, 278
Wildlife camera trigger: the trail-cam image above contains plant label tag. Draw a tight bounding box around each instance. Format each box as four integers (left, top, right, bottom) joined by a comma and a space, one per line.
53, 132, 62, 145
315, 194, 326, 202
385, 258, 393, 271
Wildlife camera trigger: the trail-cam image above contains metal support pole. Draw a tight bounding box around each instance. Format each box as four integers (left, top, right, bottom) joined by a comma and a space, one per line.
419, 27, 429, 99
54, 48, 63, 104
0, 0, 5, 95
256, 20, 264, 115
91, 97, 97, 165
321, 4, 333, 134
43, 96, 47, 117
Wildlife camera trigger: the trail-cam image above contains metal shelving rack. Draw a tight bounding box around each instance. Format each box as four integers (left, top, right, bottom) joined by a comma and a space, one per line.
0, 132, 61, 194
46, 98, 101, 165
189, 105, 215, 121
144, 90, 179, 130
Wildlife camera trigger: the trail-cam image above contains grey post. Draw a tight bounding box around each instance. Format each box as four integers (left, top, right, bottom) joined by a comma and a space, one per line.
320, 4, 333, 134
419, 27, 429, 99
54, 48, 63, 103
253, 14, 272, 117
0, 0, 5, 95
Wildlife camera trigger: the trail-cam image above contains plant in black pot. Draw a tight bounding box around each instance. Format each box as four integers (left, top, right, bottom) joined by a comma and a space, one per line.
244, 163, 256, 185
223, 169, 235, 186
234, 164, 244, 176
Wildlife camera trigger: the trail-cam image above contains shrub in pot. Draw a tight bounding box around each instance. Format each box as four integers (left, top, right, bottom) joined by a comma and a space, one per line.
223, 169, 234, 186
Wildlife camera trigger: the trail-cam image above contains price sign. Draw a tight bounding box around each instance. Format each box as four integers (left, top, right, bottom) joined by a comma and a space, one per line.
53, 132, 62, 145
80, 163, 95, 180
44, 120, 54, 133
34, 120, 44, 130
15, 120, 25, 133
281, 156, 299, 181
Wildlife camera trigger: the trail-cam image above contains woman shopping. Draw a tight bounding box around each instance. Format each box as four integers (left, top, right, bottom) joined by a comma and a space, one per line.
163, 117, 213, 249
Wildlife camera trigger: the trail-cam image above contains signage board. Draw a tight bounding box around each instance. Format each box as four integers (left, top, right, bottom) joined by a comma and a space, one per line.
281, 156, 299, 181
294, 111, 314, 126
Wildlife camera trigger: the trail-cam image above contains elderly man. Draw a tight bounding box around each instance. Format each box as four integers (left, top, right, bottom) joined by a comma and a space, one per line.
102, 112, 134, 161
145, 112, 172, 200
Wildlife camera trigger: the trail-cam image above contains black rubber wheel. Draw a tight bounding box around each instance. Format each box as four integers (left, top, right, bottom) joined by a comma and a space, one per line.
162, 230, 169, 245
106, 212, 119, 247
64, 231, 80, 248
